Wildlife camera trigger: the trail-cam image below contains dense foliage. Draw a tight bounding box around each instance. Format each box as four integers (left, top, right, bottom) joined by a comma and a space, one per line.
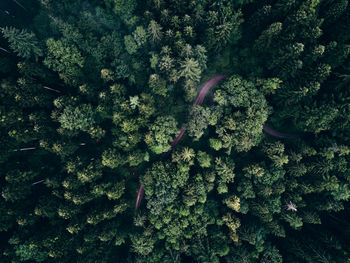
1, 0, 350, 262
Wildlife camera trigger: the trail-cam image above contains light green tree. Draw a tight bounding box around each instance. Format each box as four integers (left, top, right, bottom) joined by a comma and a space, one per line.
179, 58, 202, 84
2, 27, 43, 60
44, 38, 84, 85
145, 116, 178, 154
148, 20, 163, 43
58, 104, 95, 132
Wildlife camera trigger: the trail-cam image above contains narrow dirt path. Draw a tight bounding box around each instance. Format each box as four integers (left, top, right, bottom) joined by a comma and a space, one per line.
135, 183, 144, 212
263, 124, 309, 139
263, 124, 302, 139
194, 74, 229, 105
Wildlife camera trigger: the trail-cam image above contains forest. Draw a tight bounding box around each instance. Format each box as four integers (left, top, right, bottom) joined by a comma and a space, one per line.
0, 0, 350, 262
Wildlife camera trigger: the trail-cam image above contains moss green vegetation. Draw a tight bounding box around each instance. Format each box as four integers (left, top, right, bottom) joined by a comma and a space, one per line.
1, 0, 350, 262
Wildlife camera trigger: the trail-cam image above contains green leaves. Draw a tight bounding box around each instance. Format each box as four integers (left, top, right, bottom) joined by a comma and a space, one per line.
148, 74, 167, 97
44, 38, 84, 85
214, 157, 235, 194
213, 76, 270, 153
204, 7, 244, 51
180, 147, 195, 163
133, 26, 147, 47
254, 22, 283, 52
187, 105, 221, 140
179, 58, 202, 84
141, 161, 183, 215
197, 151, 212, 168
15, 243, 48, 263
130, 231, 155, 256
1, 0, 350, 262
102, 148, 125, 169
145, 116, 179, 154
129, 95, 140, 109
124, 35, 138, 55
104, 0, 136, 20
148, 20, 163, 43
58, 104, 95, 132
2, 27, 43, 60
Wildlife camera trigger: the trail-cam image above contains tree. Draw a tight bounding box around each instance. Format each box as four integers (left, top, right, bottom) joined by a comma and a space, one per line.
133, 26, 147, 47
130, 231, 155, 256
104, 0, 136, 21
148, 20, 163, 43
187, 105, 221, 140
180, 147, 195, 163
213, 76, 270, 153
194, 45, 207, 71
101, 148, 126, 168
141, 161, 185, 215
222, 213, 240, 242
58, 104, 96, 132
2, 27, 43, 60
2, 0, 350, 261
296, 102, 339, 133
254, 22, 283, 53
260, 243, 282, 263
124, 35, 138, 55
145, 116, 178, 154
182, 174, 207, 206
214, 157, 235, 194
15, 243, 48, 262
209, 138, 223, 151
204, 7, 243, 51
224, 195, 240, 212
179, 58, 201, 85
196, 151, 212, 168
263, 142, 289, 168
148, 74, 167, 97
190, 234, 229, 263
44, 38, 84, 85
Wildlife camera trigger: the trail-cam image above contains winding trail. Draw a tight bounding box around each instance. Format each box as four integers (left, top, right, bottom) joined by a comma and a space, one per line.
161, 128, 186, 157
262, 124, 312, 139
262, 124, 303, 139
171, 128, 187, 147
135, 183, 144, 212
135, 75, 228, 211
194, 74, 229, 105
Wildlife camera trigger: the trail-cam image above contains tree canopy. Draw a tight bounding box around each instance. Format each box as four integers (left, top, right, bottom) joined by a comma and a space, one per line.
1, 0, 350, 262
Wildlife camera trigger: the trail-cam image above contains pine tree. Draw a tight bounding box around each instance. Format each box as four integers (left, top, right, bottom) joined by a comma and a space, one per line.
2, 27, 43, 60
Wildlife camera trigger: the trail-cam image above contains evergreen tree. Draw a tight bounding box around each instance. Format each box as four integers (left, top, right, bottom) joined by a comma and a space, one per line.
2, 27, 43, 60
